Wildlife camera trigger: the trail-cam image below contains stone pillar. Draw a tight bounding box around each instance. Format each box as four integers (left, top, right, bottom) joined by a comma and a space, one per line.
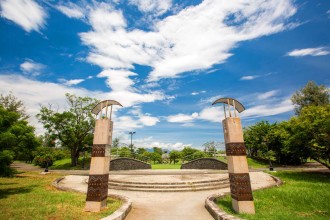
223, 117, 255, 214
85, 118, 112, 212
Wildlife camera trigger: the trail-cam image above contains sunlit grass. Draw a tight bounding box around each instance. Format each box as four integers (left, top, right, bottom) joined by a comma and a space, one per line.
50, 157, 91, 170
0, 171, 122, 220
151, 163, 182, 169
217, 171, 330, 220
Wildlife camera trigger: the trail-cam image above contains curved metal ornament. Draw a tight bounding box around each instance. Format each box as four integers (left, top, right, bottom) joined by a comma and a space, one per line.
91, 100, 123, 115
212, 97, 245, 113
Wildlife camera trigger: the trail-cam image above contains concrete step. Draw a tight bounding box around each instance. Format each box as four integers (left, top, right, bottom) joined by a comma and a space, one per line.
108, 177, 228, 185
107, 177, 230, 192
108, 183, 230, 192
108, 180, 229, 189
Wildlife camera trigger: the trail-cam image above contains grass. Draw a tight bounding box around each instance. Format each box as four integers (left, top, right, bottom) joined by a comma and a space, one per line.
217, 171, 330, 220
247, 158, 269, 168
50, 157, 91, 170
151, 163, 182, 169
0, 171, 122, 220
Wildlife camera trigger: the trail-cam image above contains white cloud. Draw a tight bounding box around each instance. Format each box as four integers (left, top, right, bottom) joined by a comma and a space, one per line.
129, 0, 172, 15
59, 78, 85, 86
79, 0, 297, 84
167, 112, 198, 123
191, 90, 206, 96
240, 75, 259, 81
0, 74, 164, 134
167, 95, 293, 124
0, 0, 47, 32
0, 74, 97, 134
257, 90, 278, 100
199, 106, 224, 122
286, 47, 330, 57
241, 99, 293, 118
56, 3, 85, 19
98, 69, 136, 91
20, 60, 45, 76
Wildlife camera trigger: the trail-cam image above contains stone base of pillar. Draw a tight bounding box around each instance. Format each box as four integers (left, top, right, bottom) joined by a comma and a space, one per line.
232, 199, 255, 214
85, 199, 107, 212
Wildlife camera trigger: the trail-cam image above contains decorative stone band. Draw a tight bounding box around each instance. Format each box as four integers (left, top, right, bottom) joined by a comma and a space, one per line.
86, 174, 109, 202
229, 173, 253, 201
91, 144, 108, 157
225, 142, 246, 156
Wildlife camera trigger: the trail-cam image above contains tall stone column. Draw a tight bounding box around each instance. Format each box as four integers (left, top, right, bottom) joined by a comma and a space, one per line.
223, 117, 255, 214
85, 100, 122, 212
213, 98, 255, 214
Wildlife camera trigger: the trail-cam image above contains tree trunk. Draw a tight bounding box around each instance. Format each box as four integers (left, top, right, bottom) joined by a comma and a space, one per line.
71, 155, 77, 166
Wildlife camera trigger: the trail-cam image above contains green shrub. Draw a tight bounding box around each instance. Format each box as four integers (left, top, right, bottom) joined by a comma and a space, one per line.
0, 150, 15, 177
33, 154, 53, 168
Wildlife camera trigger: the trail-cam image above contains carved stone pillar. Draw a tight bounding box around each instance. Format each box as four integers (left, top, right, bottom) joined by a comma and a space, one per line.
85, 100, 122, 212
85, 119, 112, 212
212, 97, 255, 214
223, 117, 255, 214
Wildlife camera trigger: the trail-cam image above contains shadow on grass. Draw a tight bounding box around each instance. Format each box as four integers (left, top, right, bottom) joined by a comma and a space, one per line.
0, 185, 35, 199
0, 182, 17, 186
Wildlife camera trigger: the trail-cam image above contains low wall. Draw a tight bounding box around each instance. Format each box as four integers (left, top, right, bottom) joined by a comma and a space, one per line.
110, 158, 151, 170
181, 158, 227, 170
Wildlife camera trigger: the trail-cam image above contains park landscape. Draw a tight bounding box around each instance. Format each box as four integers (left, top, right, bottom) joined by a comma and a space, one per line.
1, 0, 330, 219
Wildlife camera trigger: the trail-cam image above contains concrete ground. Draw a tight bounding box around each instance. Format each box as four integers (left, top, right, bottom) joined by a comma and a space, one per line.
59, 171, 276, 220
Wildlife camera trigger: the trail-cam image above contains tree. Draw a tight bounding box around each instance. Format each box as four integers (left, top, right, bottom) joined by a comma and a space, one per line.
292, 105, 330, 168
0, 92, 28, 119
112, 138, 120, 148
291, 81, 329, 115
37, 93, 98, 166
153, 147, 163, 155
203, 141, 219, 156
244, 121, 275, 159
181, 146, 198, 162
169, 150, 181, 164
150, 152, 162, 164
0, 104, 40, 176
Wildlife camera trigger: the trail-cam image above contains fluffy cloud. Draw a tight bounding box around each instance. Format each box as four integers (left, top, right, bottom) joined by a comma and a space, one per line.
129, 0, 172, 15
286, 47, 330, 57
59, 78, 85, 86
0, 0, 47, 32
0, 74, 163, 134
20, 60, 45, 76
167, 112, 198, 123
79, 0, 297, 84
167, 95, 293, 124
56, 2, 85, 19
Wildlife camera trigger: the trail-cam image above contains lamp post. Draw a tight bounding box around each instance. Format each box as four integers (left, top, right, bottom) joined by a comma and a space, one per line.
129, 131, 136, 153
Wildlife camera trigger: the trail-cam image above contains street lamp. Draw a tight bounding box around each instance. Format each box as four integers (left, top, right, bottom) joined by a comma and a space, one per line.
129, 131, 136, 153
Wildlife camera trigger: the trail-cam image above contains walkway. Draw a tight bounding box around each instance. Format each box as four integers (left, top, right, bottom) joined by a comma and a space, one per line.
59, 171, 276, 220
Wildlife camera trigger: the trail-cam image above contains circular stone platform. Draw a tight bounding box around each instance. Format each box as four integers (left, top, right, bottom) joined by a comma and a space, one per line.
91, 169, 230, 192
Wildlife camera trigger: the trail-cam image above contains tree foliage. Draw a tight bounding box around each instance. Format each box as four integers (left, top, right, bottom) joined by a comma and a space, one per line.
37, 93, 98, 166
0, 92, 28, 119
291, 81, 329, 115
244, 82, 330, 168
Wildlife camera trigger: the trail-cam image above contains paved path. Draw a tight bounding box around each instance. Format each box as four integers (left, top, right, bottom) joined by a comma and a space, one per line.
60, 172, 276, 220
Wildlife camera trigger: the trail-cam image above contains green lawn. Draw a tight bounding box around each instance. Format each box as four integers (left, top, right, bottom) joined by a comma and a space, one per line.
50, 157, 91, 170
151, 163, 182, 169
247, 158, 269, 168
0, 171, 122, 220
217, 171, 330, 220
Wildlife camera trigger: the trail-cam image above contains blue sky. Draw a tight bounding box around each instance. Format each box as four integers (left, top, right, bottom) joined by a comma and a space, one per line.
0, 0, 329, 150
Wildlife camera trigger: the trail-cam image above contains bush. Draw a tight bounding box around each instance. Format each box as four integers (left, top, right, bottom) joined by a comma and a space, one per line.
0, 150, 15, 177
33, 154, 53, 168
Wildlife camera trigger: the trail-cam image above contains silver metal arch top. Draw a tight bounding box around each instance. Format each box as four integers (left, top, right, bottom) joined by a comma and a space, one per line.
212, 97, 245, 113
91, 100, 123, 115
